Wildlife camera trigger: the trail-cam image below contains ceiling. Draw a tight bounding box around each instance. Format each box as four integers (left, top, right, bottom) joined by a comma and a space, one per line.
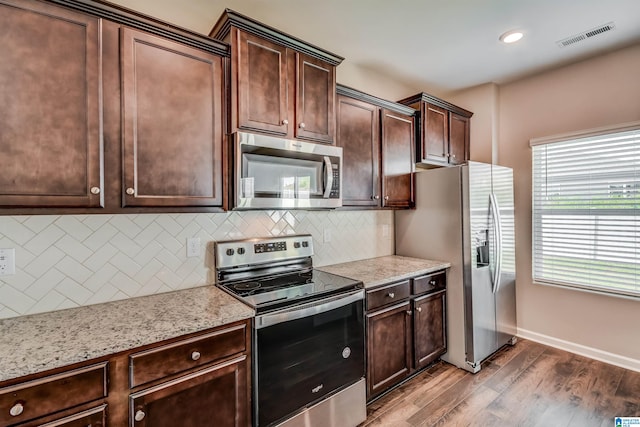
109, 0, 640, 96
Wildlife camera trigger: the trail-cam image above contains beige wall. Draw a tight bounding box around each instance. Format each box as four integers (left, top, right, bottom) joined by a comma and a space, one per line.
497, 43, 640, 362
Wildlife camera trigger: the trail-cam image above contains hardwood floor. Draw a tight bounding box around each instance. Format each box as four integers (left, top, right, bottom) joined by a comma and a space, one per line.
363, 339, 640, 426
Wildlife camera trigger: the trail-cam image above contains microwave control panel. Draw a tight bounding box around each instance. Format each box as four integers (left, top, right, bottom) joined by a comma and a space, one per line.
331, 164, 340, 198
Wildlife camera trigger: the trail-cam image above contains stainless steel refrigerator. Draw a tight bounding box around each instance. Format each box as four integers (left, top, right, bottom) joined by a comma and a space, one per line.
395, 161, 516, 373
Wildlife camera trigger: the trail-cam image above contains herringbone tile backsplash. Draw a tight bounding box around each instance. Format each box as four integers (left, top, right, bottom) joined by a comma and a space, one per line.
0, 210, 394, 319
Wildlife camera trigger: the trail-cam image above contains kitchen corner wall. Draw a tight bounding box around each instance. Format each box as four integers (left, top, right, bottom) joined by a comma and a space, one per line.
0, 210, 394, 319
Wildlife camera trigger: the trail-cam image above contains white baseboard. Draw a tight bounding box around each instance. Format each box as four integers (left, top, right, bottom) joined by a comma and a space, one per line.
517, 328, 640, 373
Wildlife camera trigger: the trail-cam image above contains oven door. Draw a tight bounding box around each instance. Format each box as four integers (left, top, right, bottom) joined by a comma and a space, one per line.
254, 290, 365, 427
234, 132, 342, 209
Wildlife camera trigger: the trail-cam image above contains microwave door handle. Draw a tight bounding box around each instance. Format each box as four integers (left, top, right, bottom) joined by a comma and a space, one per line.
323, 156, 333, 198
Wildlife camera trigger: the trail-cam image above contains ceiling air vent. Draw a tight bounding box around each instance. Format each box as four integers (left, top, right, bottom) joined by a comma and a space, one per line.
556, 22, 615, 47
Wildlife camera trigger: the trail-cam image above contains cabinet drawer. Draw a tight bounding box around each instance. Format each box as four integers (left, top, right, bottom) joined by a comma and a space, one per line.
0, 363, 107, 426
366, 280, 410, 311
412, 271, 446, 295
21, 404, 106, 427
130, 323, 247, 388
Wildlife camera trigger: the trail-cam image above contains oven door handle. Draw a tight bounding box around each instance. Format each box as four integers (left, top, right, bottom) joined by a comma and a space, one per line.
255, 289, 364, 329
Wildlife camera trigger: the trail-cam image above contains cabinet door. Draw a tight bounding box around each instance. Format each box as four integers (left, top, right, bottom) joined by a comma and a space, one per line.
235, 30, 289, 136
121, 28, 224, 207
336, 95, 380, 206
381, 109, 414, 208
130, 356, 248, 427
0, 0, 103, 207
423, 102, 449, 164
449, 112, 470, 166
413, 291, 447, 370
366, 301, 412, 399
295, 53, 335, 143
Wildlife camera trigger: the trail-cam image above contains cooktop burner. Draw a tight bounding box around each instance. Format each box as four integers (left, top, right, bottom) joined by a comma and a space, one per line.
221, 269, 361, 313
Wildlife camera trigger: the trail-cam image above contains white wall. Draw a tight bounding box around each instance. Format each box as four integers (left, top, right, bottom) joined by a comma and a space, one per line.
0, 211, 394, 319
497, 43, 640, 364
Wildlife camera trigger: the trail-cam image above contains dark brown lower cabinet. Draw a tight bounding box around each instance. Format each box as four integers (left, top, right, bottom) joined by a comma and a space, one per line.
366, 301, 412, 398
19, 405, 106, 427
130, 355, 248, 427
366, 271, 447, 400
413, 290, 446, 370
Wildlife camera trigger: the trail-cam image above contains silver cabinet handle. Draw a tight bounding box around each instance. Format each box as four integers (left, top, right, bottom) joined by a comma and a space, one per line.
90, 186, 100, 195
135, 410, 146, 422
282, 119, 289, 125
191, 351, 201, 361
406, 310, 412, 315
387, 292, 395, 298
9, 402, 24, 417
384, 195, 389, 200
429, 280, 436, 286
126, 188, 135, 195
372, 195, 380, 200
299, 122, 305, 129
416, 307, 422, 312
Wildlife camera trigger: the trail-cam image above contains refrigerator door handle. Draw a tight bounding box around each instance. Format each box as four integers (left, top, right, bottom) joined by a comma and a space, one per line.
490, 193, 503, 294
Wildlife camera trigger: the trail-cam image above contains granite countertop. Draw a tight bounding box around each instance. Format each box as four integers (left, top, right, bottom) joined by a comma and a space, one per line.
0, 285, 254, 383
318, 255, 450, 289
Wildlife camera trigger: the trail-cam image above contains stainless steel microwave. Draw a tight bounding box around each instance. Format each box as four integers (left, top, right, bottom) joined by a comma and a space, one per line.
232, 132, 342, 209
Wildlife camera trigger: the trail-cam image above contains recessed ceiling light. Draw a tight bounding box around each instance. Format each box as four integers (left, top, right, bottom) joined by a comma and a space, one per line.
499, 30, 524, 44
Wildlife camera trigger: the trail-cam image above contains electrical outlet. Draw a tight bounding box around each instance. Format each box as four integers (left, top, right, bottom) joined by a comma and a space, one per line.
186, 238, 201, 258
0, 248, 16, 276
323, 228, 332, 243
382, 224, 390, 238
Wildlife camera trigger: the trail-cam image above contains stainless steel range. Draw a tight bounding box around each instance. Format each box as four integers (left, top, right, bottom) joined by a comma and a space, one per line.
215, 235, 366, 427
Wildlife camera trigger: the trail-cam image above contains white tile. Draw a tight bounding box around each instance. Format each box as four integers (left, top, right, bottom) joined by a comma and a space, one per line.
15, 246, 36, 270
24, 246, 65, 278
155, 268, 183, 288
83, 243, 119, 271
0, 284, 36, 313
24, 269, 66, 300
54, 235, 93, 263
23, 215, 58, 233
174, 214, 197, 227
23, 224, 65, 255
0, 271, 36, 292
131, 214, 158, 229
84, 264, 119, 292
0, 217, 35, 245
109, 216, 143, 238
131, 221, 163, 247
134, 277, 166, 296
154, 250, 182, 271
154, 216, 183, 237
54, 216, 93, 241
25, 290, 67, 315
154, 231, 182, 254
108, 233, 142, 258
56, 278, 93, 305
132, 241, 163, 266
109, 272, 142, 296
84, 223, 119, 251
55, 256, 93, 284
109, 253, 142, 278
0, 306, 19, 320
85, 283, 120, 305
82, 215, 113, 231
134, 258, 163, 284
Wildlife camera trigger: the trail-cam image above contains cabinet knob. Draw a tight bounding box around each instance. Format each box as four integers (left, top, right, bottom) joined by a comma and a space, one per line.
387, 292, 395, 298
134, 410, 146, 422
406, 310, 413, 315
90, 186, 101, 195
384, 195, 389, 201
191, 351, 201, 361
452, 154, 456, 158
429, 280, 436, 286
126, 187, 135, 195
299, 122, 305, 129
416, 307, 422, 313
282, 119, 289, 125
372, 195, 380, 200
9, 402, 24, 417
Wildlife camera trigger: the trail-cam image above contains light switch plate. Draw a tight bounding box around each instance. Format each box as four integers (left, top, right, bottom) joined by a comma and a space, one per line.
0, 248, 16, 276
186, 238, 201, 258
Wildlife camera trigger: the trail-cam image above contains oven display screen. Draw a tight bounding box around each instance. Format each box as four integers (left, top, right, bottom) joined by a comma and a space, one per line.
254, 242, 287, 253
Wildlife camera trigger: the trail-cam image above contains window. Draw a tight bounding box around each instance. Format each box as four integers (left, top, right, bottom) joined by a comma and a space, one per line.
531, 122, 640, 298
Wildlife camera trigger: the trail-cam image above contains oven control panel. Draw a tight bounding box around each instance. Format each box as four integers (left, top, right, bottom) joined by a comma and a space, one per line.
215, 234, 314, 270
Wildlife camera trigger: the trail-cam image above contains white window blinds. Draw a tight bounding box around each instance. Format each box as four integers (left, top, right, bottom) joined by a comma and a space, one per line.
531, 124, 640, 298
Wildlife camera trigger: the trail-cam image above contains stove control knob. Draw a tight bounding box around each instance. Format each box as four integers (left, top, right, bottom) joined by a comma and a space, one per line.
294, 242, 301, 248
226, 248, 234, 256
302, 241, 309, 248
237, 247, 245, 255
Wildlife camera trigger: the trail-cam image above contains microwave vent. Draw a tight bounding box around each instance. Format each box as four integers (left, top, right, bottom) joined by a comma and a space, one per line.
556, 22, 615, 47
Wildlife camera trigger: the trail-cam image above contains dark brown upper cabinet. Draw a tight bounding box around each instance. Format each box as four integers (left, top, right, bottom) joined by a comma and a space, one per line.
0, 0, 103, 208
336, 85, 415, 209
210, 9, 342, 144
398, 93, 473, 167
120, 28, 225, 207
